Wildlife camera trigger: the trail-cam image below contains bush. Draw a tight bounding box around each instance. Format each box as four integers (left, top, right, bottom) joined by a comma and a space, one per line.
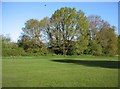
2, 43, 25, 56
85, 40, 103, 56
90, 40, 102, 56
2, 47, 25, 56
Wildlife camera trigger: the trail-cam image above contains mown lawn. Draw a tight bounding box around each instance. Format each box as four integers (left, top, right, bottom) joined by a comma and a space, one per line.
2, 55, 119, 87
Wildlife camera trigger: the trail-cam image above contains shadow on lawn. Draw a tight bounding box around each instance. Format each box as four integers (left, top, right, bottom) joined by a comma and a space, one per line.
52, 59, 120, 69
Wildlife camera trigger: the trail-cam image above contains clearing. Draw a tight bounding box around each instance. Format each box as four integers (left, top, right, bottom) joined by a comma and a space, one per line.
2, 55, 119, 87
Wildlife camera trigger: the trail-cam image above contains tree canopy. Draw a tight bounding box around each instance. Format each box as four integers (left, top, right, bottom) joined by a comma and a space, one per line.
2, 7, 118, 56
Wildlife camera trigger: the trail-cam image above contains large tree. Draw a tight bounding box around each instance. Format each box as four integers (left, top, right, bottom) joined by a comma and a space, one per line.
18, 8, 117, 56
18, 19, 48, 54
43, 7, 90, 55
96, 23, 117, 56
87, 15, 104, 40
87, 15, 117, 56
86, 15, 104, 55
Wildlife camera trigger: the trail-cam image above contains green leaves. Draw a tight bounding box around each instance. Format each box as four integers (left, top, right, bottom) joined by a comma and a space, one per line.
96, 26, 117, 56
48, 7, 90, 55
4, 7, 117, 56
18, 19, 48, 54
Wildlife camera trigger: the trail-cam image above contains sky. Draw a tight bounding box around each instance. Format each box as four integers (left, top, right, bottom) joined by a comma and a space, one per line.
2, 2, 118, 42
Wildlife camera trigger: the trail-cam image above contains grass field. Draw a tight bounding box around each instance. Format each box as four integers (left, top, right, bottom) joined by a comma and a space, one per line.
2, 55, 119, 87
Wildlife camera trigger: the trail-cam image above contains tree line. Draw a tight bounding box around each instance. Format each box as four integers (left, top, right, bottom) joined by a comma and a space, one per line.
2, 7, 119, 56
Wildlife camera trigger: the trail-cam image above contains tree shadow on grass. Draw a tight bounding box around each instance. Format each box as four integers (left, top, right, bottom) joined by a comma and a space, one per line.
52, 59, 120, 69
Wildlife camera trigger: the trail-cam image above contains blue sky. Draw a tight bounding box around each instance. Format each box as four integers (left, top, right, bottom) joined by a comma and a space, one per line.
2, 2, 118, 42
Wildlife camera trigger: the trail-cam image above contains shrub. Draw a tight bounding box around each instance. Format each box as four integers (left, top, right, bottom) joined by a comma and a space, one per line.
2, 43, 25, 56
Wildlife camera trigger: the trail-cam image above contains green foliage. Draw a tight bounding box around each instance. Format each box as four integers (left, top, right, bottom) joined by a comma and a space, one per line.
23, 19, 40, 38
2, 43, 25, 56
18, 19, 48, 55
1, 8, 118, 57
1, 35, 25, 56
96, 25, 117, 56
18, 36, 49, 55
90, 40, 102, 56
87, 15, 118, 56
44, 7, 90, 55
